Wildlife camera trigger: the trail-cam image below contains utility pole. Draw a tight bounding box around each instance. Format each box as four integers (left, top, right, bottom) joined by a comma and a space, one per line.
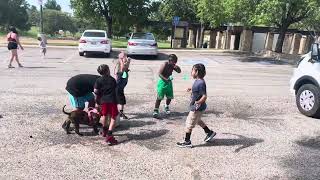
39, 0, 44, 33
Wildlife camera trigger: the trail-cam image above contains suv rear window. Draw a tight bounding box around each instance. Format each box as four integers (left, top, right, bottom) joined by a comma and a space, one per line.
131, 33, 154, 40
83, 32, 106, 37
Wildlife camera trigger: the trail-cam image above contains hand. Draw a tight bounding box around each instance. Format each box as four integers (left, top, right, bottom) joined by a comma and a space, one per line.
187, 88, 191, 92
195, 101, 201, 110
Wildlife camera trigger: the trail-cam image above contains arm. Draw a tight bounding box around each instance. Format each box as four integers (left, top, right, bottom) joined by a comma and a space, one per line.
16, 35, 24, 50
196, 94, 207, 104
94, 89, 101, 105
114, 61, 119, 76
174, 65, 181, 73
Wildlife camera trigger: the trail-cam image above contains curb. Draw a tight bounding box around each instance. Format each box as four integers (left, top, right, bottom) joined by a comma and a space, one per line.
0, 44, 249, 54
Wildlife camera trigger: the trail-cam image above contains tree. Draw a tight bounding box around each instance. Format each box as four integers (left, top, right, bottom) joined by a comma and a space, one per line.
28, 5, 39, 26
71, 0, 118, 37
43, 9, 76, 35
158, 0, 198, 22
44, 0, 62, 11
252, 0, 320, 53
0, 0, 31, 31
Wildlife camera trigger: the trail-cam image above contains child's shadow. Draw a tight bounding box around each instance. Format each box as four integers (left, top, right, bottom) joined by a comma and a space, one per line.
193, 133, 264, 153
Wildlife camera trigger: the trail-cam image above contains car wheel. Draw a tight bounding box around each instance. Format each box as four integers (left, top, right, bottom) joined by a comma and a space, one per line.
296, 84, 320, 118
79, 52, 84, 56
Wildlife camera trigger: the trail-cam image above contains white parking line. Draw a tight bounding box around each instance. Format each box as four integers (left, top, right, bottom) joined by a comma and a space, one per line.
63, 51, 77, 63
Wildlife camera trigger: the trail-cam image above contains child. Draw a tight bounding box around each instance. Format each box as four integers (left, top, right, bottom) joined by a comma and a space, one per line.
37, 37, 46, 58
177, 63, 216, 148
114, 51, 131, 119
94, 64, 118, 145
153, 54, 181, 118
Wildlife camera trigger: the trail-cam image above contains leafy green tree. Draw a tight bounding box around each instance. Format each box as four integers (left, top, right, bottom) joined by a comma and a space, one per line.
252, 0, 320, 53
28, 5, 39, 26
0, 0, 31, 31
71, 0, 118, 37
43, 9, 76, 35
44, 0, 62, 11
158, 0, 198, 22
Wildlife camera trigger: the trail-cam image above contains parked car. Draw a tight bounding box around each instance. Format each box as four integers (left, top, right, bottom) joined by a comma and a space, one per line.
127, 32, 158, 57
290, 43, 320, 118
78, 30, 111, 57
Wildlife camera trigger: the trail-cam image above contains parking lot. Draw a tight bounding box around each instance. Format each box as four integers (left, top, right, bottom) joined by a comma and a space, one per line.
0, 47, 320, 179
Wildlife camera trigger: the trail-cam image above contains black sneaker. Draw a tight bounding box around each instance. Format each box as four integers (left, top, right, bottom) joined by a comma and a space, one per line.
153, 110, 160, 119
177, 140, 193, 148
204, 131, 216, 142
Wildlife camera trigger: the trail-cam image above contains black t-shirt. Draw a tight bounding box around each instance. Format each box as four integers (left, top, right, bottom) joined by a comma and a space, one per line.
66, 74, 100, 97
94, 75, 117, 103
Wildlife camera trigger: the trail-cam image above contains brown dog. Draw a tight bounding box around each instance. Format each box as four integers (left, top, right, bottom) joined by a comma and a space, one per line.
62, 105, 100, 136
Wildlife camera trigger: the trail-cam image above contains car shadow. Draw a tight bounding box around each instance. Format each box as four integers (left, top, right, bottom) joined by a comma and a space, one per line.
128, 53, 168, 61
193, 133, 264, 152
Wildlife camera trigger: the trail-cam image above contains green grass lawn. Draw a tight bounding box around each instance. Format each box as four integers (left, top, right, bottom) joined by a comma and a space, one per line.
112, 38, 171, 49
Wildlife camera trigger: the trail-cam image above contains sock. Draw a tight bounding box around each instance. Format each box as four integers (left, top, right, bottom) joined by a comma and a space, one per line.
185, 132, 191, 142
107, 130, 113, 136
203, 126, 211, 134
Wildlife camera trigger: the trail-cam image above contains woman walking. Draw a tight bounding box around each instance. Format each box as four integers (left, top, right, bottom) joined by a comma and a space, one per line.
7, 26, 24, 68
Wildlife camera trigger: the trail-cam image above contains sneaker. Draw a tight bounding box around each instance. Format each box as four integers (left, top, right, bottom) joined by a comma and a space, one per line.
164, 105, 170, 115
204, 131, 216, 142
153, 110, 159, 118
101, 129, 108, 137
106, 135, 118, 146
177, 140, 193, 148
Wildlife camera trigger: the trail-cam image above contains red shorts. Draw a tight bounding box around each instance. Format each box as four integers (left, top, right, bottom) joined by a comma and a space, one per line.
101, 103, 118, 119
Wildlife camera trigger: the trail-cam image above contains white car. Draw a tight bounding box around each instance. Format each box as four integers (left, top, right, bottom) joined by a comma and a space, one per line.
290, 43, 320, 118
127, 32, 158, 57
78, 30, 111, 57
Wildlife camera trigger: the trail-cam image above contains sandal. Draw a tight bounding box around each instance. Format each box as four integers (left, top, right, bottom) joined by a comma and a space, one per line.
8, 65, 14, 68
18, 64, 23, 68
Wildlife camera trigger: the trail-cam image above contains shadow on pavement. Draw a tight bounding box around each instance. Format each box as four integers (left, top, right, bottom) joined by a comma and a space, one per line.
193, 133, 264, 152
280, 134, 320, 179
115, 120, 156, 131
128, 109, 224, 121
128, 53, 168, 61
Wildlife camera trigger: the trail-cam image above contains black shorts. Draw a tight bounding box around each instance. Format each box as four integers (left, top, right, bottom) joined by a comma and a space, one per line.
8, 42, 18, 50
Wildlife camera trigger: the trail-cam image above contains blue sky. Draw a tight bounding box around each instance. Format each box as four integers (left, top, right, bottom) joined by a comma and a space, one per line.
27, 0, 72, 13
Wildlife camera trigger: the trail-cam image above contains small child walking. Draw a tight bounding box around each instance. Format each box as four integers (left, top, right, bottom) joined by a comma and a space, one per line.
37, 37, 46, 58
94, 64, 119, 145
114, 51, 131, 119
177, 63, 216, 148
153, 54, 181, 118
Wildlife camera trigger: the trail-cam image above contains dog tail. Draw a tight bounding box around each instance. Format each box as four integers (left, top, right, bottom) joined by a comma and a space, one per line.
62, 105, 71, 115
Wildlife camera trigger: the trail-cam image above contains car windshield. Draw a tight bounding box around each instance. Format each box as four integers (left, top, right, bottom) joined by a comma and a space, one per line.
83, 32, 106, 37
131, 33, 154, 40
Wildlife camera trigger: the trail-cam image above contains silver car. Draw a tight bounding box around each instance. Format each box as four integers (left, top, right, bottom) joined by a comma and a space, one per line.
126, 32, 158, 57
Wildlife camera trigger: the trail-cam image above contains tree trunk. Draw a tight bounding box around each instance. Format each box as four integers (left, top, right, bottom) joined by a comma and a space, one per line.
106, 16, 112, 38
199, 26, 205, 48
275, 26, 288, 53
